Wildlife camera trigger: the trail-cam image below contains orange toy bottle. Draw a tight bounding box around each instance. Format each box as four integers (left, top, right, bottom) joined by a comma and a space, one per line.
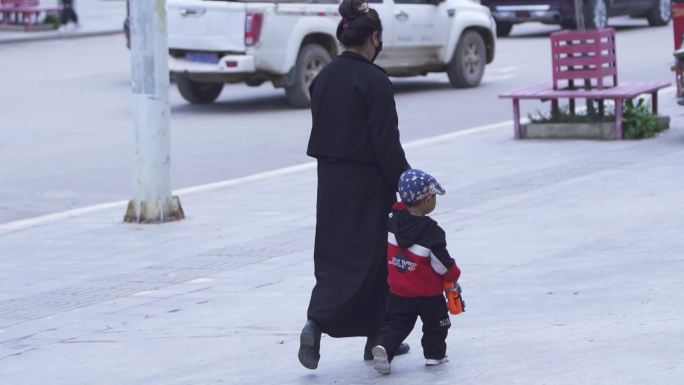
444, 282, 465, 315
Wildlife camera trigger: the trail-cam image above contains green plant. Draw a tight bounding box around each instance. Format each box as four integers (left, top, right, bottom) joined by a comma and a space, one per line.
529, 108, 613, 124
528, 98, 663, 140
43, 14, 61, 29
622, 98, 662, 140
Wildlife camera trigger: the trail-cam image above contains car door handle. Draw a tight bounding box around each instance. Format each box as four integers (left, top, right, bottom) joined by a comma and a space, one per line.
395, 10, 409, 21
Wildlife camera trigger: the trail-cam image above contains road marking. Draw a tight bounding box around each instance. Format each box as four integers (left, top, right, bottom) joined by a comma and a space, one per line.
404, 120, 513, 149
483, 74, 516, 82
662, 85, 677, 94
0, 200, 128, 234
0, 82, 677, 233
490, 66, 516, 73
59, 70, 122, 80
0, 118, 512, 233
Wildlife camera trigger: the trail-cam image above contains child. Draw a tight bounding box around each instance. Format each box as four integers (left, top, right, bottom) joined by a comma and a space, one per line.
372, 169, 461, 375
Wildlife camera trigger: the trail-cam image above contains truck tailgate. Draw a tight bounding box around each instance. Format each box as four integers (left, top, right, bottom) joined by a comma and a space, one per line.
168, 0, 247, 52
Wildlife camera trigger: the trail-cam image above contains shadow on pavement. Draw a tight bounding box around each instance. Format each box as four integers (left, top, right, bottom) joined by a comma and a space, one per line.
392, 79, 455, 94
171, 81, 465, 111
171, 94, 294, 115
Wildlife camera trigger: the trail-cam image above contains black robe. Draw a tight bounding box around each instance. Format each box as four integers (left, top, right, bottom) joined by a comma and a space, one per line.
306, 51, 410, 338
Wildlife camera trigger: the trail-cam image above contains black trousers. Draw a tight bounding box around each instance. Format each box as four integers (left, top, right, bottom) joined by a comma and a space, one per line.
61, 0, 78, 24
376, 293, 451, 361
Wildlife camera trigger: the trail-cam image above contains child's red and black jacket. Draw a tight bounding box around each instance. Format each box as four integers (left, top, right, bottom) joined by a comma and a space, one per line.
387, 202, 461, 297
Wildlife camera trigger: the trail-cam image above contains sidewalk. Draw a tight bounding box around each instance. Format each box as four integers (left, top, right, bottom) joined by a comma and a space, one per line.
0, 0, 124, 44
1, 97, 683, 385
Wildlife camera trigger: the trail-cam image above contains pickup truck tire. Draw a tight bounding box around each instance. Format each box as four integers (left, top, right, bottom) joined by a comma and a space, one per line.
647, 0, 672, 26
177, 75, 223, 104
585, 0, 608, 29
495, 21, 513, 37
447, 31, 486, 88
286, 44, 332, 108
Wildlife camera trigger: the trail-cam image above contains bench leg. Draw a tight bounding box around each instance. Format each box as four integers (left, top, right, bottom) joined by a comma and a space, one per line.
652, 92, 658, 115
551, 99, 560, 118
569, 98, 576, 115
513, 99, 522, 139
615, 98, 623, 140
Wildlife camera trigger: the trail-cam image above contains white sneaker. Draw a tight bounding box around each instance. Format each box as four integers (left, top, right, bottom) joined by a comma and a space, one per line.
425, 356, 449, 366
372, 345, 391, 375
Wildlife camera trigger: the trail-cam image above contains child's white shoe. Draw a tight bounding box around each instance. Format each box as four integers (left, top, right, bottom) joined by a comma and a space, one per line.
425, 356, 449, 366
372, 345, 391, 375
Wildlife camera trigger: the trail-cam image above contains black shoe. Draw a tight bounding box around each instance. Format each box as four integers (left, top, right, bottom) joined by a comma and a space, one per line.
364, 339, 410, 361
396, 342, 411, 356
298, 319, 321, 370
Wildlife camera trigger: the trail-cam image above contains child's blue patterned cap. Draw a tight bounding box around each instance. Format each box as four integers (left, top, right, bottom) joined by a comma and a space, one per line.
398, 169, 445, 204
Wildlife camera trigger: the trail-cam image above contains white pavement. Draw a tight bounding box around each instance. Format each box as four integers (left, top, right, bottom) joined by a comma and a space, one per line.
0, 0, 125, 44
1, 97, 684, 385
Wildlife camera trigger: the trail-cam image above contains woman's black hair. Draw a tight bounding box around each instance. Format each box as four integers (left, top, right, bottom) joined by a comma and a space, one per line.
336, 0, 382, 47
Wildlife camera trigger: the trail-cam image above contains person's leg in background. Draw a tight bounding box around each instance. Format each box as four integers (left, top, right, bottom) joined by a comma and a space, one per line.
61, 0, 78, 27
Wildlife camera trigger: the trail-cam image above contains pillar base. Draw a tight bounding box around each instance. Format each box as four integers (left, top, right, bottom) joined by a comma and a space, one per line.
123, 196, 185, 224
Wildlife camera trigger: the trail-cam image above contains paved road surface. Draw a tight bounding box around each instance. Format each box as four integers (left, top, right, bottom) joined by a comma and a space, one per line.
0, 19, 674, 224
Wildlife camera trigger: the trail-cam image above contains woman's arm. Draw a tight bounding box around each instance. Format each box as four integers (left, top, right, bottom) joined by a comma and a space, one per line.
368, 89, 410, 189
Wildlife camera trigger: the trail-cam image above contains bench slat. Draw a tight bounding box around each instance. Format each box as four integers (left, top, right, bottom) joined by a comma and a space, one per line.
553, 55, 617, 67
500, 81, 670, 99
552, 42, 615, 55
554, 68, 618, 81
551, 28, 616, 41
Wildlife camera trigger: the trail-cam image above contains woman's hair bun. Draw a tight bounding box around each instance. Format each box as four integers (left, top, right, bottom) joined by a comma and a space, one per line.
339, 0, 370, 20
336, 0, 381, 47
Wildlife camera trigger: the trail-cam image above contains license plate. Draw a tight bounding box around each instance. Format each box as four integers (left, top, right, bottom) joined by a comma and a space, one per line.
515, 11, 530, 18
186, 52, 219, 64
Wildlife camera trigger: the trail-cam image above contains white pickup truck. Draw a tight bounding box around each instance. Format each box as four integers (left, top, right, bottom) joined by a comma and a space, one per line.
167, 0, 496, 107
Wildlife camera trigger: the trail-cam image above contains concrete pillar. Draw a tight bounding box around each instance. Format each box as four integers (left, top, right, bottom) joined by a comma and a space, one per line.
124, 0, 184, 223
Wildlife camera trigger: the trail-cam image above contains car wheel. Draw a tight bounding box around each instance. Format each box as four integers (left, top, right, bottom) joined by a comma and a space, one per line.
176, 75, 223, 104
585, 0, 608, 29
447, 30, 486, 88
495, 21, 513, 37
647, 0, 672, 26
286, 44, 332, 108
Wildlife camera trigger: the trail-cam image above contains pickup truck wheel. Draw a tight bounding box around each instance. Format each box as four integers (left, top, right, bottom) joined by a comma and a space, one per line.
585, 0, 608, 29
286, 44, 331, 108
176, 75, 223, 104
447, 30, 486, 88
647, 0, 671, 26
495, 21, 513, 37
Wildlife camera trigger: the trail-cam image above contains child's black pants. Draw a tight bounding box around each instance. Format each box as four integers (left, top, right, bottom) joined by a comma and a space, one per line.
376, 293, 451, 362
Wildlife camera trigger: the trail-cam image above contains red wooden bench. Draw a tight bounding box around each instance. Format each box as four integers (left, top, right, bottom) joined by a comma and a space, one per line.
499, 28, 670, 139
0, 0, 61, 30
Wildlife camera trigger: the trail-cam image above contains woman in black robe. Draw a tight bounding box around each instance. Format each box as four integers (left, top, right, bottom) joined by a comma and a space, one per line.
298, 0, 411, 370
